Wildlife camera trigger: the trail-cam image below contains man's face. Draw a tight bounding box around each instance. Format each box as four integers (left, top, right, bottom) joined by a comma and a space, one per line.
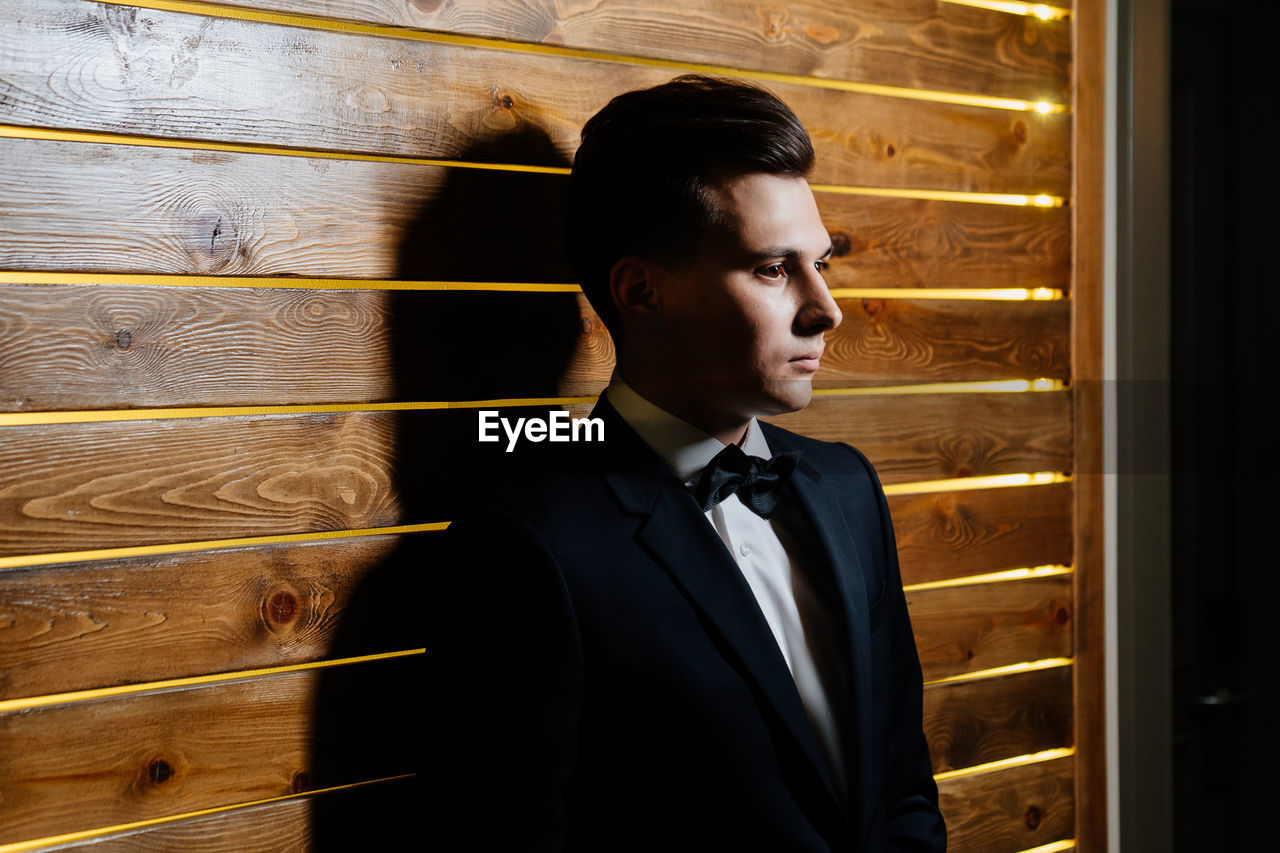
646, 172, 842, 424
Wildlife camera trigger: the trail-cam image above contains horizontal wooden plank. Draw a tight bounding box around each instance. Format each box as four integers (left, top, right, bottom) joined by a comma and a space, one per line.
55, 775, 420, 851
764, 390, 1072, 483
937, 755, 1074, 853
0, 658, 420, 845
816, 297, 1070, 386
0, 284, 1068, 410
217, 0, 1071, 103
923, 664, 1072, 773
60, 796, 315, 852
0, 396, 1068, 555
0, 0, 1071, 194
0, 138, 1071, 289
890, 482, 1073, 586
908, 574, 1072, 682
0, 534, 439, 700
0, 286, 594, 410
0, 413, 404, 557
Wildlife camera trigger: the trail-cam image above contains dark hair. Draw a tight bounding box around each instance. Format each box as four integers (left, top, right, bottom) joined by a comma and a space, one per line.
565, 74, 815, 336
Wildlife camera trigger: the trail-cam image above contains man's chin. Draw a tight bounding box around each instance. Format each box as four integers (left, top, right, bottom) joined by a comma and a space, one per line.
756, 380, 815, 416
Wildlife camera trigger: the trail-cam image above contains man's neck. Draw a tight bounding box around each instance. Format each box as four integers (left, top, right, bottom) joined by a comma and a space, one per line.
619, 376, 750, 447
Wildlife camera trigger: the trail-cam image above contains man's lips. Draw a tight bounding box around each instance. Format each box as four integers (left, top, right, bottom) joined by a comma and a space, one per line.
789, 351, 823, 371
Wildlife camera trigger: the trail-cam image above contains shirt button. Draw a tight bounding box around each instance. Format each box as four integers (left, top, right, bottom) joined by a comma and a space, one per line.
740, 542, 752, 557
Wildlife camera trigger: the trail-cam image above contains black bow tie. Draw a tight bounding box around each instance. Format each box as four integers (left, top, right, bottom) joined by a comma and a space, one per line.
691, 444, 801, 519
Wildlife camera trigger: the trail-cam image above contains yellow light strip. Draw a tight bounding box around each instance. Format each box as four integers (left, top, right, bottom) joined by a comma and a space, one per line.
0, 273, 1067, 301
0, 124, 571, 174
1, 383, 1057, 425
881, 471, 1070, 496
924, 657, 1073, 686
0, 648, 425, 714
1015, 841, 1076, 853
0, 379, 1069, 428
810, 184, 1067, 207
89, 0, 1068, 113
903, 564, 1072, 592
0, 125, 1065, 207
933, 747, 1074, 781
0, 773, 415, 853
938, 0, 1072, 21
0, 398, 595, 427
813, 379, 1065, 397
827, 287, 1065, 301
0, 522, 448, 571
0, 270, 581, 291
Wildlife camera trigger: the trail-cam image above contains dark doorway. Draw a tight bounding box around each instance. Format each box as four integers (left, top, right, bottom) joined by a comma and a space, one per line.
1170, 1, 1279, 849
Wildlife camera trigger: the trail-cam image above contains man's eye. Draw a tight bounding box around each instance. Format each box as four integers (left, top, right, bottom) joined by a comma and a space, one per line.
815, 258, 830, 273
758, 263, 787, 279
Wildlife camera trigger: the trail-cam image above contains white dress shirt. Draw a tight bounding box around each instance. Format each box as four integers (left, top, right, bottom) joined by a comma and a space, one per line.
605, 377, 850, 802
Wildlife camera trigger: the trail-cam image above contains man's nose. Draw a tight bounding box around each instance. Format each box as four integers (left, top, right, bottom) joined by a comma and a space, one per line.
798, 265, 842, 332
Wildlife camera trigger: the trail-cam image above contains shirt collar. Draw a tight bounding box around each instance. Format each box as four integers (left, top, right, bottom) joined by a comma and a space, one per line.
604, 375, 773, 484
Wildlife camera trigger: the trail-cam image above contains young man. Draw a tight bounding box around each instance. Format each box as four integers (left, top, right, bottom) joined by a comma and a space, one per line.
433, 74, 946, 852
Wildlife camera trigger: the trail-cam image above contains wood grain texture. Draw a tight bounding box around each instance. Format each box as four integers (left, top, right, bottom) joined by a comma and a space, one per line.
816, 297, 1070, 386
889, 482, 1073, 586
54, 776, 419, 851
0, 284, 1067, 410
0, 138, 1070, 290
764, 390, 1072, 482
0, 659, 418, 846
909, 573, 1073, 681
0, 414, 404, 557
923, 664, 1073, 773
1071, 2, 1109, 850
937, 755, 1074, 853
0, 395, 1067, 556
217, 0, 1071, 103
0, 286, 403, 411
0, 533, 440, 699
0, 0, 1071, 194
58, 797, 315, 852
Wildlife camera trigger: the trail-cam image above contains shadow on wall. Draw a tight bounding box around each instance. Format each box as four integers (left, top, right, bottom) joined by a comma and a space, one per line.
307, 125, 579, 848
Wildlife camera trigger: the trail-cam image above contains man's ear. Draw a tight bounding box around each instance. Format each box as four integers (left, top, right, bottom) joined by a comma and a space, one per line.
608, 256, 663, 321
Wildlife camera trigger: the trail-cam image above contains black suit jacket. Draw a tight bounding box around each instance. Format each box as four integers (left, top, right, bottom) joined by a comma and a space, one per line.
429, 397, 945, 852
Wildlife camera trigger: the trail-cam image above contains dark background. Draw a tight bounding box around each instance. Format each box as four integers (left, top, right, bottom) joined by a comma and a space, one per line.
1170, 0, 1279, 848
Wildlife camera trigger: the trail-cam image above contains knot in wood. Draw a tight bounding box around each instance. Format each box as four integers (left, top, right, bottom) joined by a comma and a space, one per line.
1024, 804, 1043, 830
264, 590, 299, 627
148, 759, 174, 785
190, 212, 240, 272
580, 317, 592, 336
114, 329, 132, 350
290, 770, 311, 794
828, 231, 862, 257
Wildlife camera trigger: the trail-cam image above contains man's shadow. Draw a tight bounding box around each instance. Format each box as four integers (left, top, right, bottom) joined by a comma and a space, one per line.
308, 126, 580, 847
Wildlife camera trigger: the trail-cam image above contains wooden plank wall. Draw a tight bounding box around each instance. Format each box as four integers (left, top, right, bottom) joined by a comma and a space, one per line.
0, 1, 1101, 850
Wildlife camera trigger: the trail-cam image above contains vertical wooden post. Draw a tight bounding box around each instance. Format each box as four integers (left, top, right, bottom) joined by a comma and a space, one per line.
1072, 0, 1109, 850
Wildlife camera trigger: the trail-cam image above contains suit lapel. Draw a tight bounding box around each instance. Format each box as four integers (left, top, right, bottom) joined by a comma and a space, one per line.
589, 398, 848, 824
764, 424, 877, 827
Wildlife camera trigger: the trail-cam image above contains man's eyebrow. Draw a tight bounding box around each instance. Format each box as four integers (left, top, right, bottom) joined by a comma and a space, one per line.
746, 243, 835, 262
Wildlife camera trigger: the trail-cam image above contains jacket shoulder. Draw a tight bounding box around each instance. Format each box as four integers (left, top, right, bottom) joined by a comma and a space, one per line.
759, 420, 878, 479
